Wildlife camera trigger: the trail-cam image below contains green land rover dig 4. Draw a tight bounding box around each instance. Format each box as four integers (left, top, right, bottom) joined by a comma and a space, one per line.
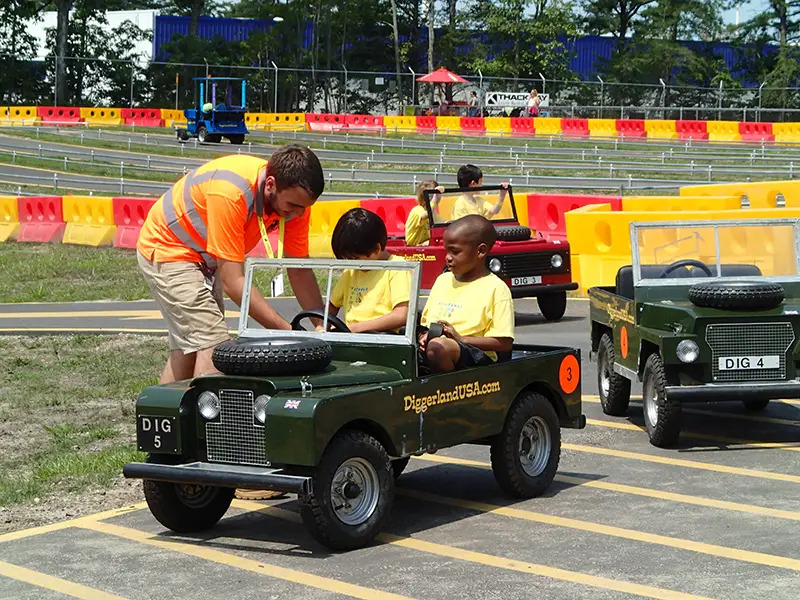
124, 258, 585, 551
589, 218, 800, 448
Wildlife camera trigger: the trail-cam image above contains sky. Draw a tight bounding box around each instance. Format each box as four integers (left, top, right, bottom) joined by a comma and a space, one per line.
723, 1, 768, 26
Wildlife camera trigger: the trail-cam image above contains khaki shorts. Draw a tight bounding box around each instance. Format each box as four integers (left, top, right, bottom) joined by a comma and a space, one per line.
137, 252, 230, 353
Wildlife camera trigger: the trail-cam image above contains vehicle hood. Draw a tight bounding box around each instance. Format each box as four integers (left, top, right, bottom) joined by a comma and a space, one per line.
639, 299, 800, 332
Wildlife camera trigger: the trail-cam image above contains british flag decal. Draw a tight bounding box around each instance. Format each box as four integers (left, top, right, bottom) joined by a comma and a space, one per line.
284, 400, 301, 409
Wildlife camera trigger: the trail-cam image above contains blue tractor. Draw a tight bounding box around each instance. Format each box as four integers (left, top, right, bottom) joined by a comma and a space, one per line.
177, 77, 249, 144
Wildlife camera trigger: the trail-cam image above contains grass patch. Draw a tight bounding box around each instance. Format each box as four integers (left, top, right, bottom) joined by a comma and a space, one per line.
0, 334, 165, 507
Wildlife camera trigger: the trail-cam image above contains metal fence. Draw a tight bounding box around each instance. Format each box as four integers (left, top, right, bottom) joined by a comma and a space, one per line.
4, 54, 800, 122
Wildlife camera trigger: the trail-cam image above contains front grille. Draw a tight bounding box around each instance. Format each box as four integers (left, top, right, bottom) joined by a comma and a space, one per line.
205, 389, 268, 467
706, 322, 795, 382
496, 252, 568, 277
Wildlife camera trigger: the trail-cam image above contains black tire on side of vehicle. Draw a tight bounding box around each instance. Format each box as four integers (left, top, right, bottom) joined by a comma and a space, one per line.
208, 134, 223, 143
142, 454, 234, 533
176, 129, 189, 141
392, 457, 410, 479
212, 337, 332, 376
197, 125, 209, 143
490, 392, 561, 498
495, 225, 532, 242
537, 292, 567, 322
229, 134, 245, 145
742, 399, 770, 411
688, 281, 785, 310
298, 430, 394, 551
641, 353, 682, 448
597, 332, 631, 416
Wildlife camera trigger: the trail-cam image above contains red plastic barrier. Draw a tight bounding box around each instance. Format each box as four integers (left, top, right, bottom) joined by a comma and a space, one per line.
112, 197, 156, 248
561, 118, 590, 137
36, 106, 83, 125
739, 121, 774, 142
362, 197, 418, 237
17, 196, 66, 242
344, 114, 384, 131
416, 115, 437, 133
510, 117, 535, 137
527, 193, 622, 241
616, 119, 646, 138
246, 229, 280, 258
121, 108, 164, 128
306, 113, 345, 132
676, 120, 709, 140
460, 117, 486, 135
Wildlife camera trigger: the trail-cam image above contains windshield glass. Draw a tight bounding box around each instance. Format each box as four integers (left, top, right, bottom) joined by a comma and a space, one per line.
634, 221, 800, 282
239, 258, 420, 344
425, 185, 517, 226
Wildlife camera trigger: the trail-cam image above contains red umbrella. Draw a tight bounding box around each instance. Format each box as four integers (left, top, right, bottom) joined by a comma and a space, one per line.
416, 67, 469, 84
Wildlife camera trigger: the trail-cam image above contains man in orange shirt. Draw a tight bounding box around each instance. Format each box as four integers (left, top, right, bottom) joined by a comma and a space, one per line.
137, 144, 326, 383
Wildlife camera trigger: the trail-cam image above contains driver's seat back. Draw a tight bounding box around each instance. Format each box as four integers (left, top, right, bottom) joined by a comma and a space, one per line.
615, 265, 674, 299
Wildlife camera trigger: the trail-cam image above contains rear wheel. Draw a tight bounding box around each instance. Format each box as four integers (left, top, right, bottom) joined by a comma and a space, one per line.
742, 399, 770, 411
197, 125, 209, 143
642, 353, 682, 448
392, 457, 410, 479
537, 292, 567, 322
597, 332, 631, 416
229, 134, 245, 145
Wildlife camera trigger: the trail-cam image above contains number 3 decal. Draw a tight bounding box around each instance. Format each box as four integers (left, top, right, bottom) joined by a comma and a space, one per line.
559, 354, 580, 394
620, 326, 629, 359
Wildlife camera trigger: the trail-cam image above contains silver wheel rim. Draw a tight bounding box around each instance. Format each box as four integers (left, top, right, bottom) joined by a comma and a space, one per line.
199, 130, 206, 142
330, 457, 380, 526
599, 350, 611, 399
176, 483, 216, 509
643, 375, 658, 427
519, 416, 551, 477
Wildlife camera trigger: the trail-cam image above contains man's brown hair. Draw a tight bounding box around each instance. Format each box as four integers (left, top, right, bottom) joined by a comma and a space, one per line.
267, 144, 325, 199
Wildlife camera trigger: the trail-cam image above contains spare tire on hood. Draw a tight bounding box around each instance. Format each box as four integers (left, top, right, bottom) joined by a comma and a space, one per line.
495, 225, 531, 242
687, 280, 785, 311
212, 337, 332, 376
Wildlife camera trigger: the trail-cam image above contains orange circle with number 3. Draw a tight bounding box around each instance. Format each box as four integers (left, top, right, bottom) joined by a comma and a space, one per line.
620, 326, 629, 359
559, 354, 580, 394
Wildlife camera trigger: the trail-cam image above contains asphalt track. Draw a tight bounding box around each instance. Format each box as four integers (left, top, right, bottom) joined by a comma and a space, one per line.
1, 297, 799, 599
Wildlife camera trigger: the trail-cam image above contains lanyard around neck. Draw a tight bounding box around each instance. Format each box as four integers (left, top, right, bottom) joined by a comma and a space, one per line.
258, 215, 284, 259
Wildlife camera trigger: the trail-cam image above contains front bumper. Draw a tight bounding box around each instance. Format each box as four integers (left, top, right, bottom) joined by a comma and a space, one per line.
123, 461, 311, 494
666, 382, 800, 402
509, 282, 579, 299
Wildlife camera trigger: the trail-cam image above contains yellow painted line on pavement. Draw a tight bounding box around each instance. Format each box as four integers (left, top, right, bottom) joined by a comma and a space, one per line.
80, 519, 415, 600
563, 443, 800, 483
0, 503, 147, 544
250, 503, 716, 600
780, 399, 800, 406
586, 418, 800, 452
412, 454, 800, 521
583, 396, 800, 427
398, 488, 800, 571
0, 561, 129, 600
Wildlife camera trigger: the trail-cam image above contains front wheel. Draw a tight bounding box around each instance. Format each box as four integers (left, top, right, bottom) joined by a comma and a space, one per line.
197, 125, 209, 143
537, 292, 567, 322
490, 392, 561, 498
142, 455, 234, 533
642, 353, 682, 448
298, 430, 394, 551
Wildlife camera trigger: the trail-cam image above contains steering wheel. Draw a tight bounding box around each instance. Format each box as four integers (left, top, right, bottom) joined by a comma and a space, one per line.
290, 310, 351, 333
659, 259, 713, 279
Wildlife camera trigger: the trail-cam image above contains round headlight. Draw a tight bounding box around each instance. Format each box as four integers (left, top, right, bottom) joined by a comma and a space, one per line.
197, 391, 220, 420
551, 254, 563, 268
488, 258, 502, 274
676, 340, 699, 364
254, 394, 271, 424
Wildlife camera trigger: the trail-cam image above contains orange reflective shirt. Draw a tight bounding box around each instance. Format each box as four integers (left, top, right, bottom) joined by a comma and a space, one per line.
137, 154, 310, 265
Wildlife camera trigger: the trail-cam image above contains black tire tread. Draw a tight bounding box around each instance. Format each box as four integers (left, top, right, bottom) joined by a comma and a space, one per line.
688, 281, 784, 310
597, 333, 631, 416
742, 399, 770, 411
212, 337, 332, 376
495, 225, 531, 242
643, 354, 682, 448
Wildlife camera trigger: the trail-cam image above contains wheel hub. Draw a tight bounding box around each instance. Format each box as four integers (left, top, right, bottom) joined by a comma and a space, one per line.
330, 458, 380, 526
342, 481, 362, 500
518, 416, 551, 477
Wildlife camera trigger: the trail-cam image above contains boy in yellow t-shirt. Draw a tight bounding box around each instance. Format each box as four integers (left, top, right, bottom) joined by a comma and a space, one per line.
420, 215, 514, 372
405, 180, 444, 246
328, 208, 411, 333
451, 164, 509, 221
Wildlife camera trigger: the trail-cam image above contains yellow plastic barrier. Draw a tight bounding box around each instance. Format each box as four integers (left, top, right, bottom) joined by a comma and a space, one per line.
384, 115, 417, 133
436, 116, 461, 135
2, 106, 39, 126
644, 120, 678, 140
0, 107, 8, 124
621, 195, 741, 212
588, 119, 618, 138
63, 223, 117, 246
680, 181, 800, 208
706, 120, 741, 142
308, 199, 361, 257
262, 113, 306, 131
244, 112, 270, 130
484, 117, 512, 136
80, 107, 124, 126
0, 196, 19, 242
61, 195, 116, 246
773, 122, 800, 145
160, 109, 187, 127
533, 117, 562, 136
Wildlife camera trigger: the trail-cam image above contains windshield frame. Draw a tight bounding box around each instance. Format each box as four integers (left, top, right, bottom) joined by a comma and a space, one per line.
424, 184, 519, 228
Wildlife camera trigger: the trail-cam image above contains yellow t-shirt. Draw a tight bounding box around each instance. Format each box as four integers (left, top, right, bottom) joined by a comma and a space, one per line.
421, 272, 515, 360
451, 194, 498, 221
330, 255, 411, 328
405, 205, 429, 246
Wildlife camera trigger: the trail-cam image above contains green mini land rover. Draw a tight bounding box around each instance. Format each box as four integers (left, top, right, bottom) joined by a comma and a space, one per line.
589, 218, 800, 448
124, 258, 585, 550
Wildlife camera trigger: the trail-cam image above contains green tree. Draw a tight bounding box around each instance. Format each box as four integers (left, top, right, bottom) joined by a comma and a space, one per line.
0, 0, 47, 104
